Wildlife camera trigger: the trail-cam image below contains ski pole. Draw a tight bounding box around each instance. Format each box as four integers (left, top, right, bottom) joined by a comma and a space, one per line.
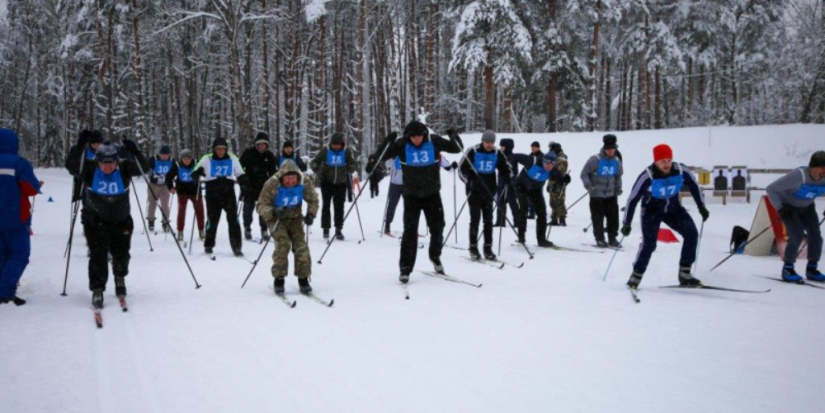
380, 186, 391, 237
134, 155, 202, 288
795, 216, 825, 258
354, 196, 366, 243
566, 192, 588, 212
131, 178, 154, 252
64, 199, 81, 258
710, 216, 784, 272
317, 137, 393, 264
165, 191, 175, 242
692, 220, 705, 276
241, 220, 279, 288
453, 168, 458, 243
64, 148, 88, 258
61, 182, 86, 296
442, 196, 469, 248
602, 235, 626, 282
189, 184, 204, 255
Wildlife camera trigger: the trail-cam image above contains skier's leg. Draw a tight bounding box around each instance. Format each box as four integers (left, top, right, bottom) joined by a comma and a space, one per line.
400, 196, 423, 274
225, 196, 243, 252
422, 193, 446, 260
204, 197, 222, 249
110, 217, 134, 280
290, 219, 312, 278
320, 183, 332, 230
0, 227, 30, 299
663, 206, 699, 267
632, 208, 664, 275
85, 216, 111, 292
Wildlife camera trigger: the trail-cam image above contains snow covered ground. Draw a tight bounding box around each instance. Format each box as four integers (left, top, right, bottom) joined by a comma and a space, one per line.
2, 124, 824, 413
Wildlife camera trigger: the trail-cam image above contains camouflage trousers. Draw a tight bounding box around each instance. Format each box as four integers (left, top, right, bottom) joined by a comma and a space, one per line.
549, 187, 567, 220
271, 218, 312, 278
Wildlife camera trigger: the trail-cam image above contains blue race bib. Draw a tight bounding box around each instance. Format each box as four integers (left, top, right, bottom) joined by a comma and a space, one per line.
326, 149, 346, 167
154, 159, 172, 176
274, 185, 304, 209
473, 152, 497, 174
793, 184, 825, 200
651, 175, 684, 200
280, 155, 295, 166
211, 158, 232, 177
178, 166, 193, 183
90, 169, 126, 196
527, 164, 550, 183
405, 141, 436, 167
86, 147, 97, 161
597, 158, 619, 176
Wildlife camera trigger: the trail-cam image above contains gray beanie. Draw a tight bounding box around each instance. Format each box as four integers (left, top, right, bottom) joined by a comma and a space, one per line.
481, 130, 496, 143
180, 149, 194, 159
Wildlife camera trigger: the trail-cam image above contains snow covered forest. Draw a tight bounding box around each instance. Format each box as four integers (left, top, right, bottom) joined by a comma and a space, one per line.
0, 0, 823, 166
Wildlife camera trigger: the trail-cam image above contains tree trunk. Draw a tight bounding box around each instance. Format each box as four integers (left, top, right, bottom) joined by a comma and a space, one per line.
484, 65, 495, 130
654, 66, 662, 129
588, 0, 601, 131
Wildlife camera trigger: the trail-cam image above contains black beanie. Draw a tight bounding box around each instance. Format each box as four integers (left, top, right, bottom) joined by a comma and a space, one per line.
255, 132, 270, 146
90, 130, 104, 144
283, 140, 294, 150
550, 142, 562, 153
159, 145, 172, 155
603, 134, 617, 144
212, 137, 228, 150
531, 141, 540, 148
810, 151, 825, 168
330, 133, 345, 146
403, 121, 429, 139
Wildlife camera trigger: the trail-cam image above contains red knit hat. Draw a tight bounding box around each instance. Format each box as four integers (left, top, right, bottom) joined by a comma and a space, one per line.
653, 144, 673, 162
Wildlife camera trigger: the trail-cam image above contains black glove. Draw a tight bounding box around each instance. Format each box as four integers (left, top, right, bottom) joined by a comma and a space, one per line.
779, 207, 796, 219
78, 133, 90, 148
621, 223, 632, 237
304, 214, 315, 226
698, 205, 710, 222
384, 131, 398, 146
275, 207, 287, 220
445, 129, 459, 141
122, 139, 140, 157
451, 161, 458, 170
564, 174, 571, 185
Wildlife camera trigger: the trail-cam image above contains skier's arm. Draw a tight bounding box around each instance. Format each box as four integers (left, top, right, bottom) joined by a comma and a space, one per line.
303, 177, 320, 218
459, 149, 475, 181
256, 178, 279, 224
294, 154, 308, 172
65, 145, 85, 176
496, 151, 512, 180
623, 171, 651, 225
435, 131, 463, 154
16, 158, 42, 196
766, 169, 804, 211
121, 142, 148, 176
616, 159, 624, 195
376, 132, 400, 162
580, 156, 597, 191
682, 164, 705, 208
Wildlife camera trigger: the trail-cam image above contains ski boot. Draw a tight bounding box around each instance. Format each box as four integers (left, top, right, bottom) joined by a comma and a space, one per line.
782, 264, 803, 283
115, 276, 127, 298
678, 265, 702, 287
595, 239, 608, 249
399, 272, 410, 284
274, 277, 286, 295
608, 237, 621, 248
335, 228, 345, 241
176, 231, 184, 242
323, 228, 330, 240
550, 218, 559, 226
483, 244, 497, 261
806, 262, 825, 282
92, 289, 104, 309
430, 257, 445, 274
233, 249, 244, 258
148, 220, 155, 232
0, 297, 26, 306
261, 228, 270, 242
205, 247, 213, 254
199, 229, 205, 241
559, 218, 567, 227
468, 244, 482, 261
244, 227, 253, 241
299, 277, 313, 294
162, 223, 171, 233
627, 272, 643, 289
384, 223, 392, 236
537, 239, 555, 248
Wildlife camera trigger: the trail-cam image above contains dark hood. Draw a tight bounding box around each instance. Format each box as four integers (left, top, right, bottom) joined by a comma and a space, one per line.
499, 138, 514, 154
0, 128, 19, 155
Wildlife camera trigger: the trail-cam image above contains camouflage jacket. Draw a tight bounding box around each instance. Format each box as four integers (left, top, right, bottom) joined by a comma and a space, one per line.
547, 150, 569, 191
256, 160, 320, 226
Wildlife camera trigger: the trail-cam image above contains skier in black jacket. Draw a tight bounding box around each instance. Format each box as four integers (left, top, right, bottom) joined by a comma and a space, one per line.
70, 140, 147, 309
514, 148, 562, 247
240, 132, 278, 241
276, 140, 308, 172
459, 130, 511, 260
65, 130, 104, 227
376, 120, 463, 283
494, 138, 520, 227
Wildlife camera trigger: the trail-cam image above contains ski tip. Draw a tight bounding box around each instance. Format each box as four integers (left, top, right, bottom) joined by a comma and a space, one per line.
327, 300, 335, 307
516, 263, 525, 268
290, 301, 297, 308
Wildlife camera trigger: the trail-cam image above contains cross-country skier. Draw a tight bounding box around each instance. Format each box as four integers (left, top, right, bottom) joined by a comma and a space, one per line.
547, 142, 570, 227
581, 138, 623, 248
192, 138, 249, 257
376, 121, 463, 283
765, 151, 825, 282
310, 133, 358, 240
240, 132, 278, 241
622, 144, 709, 289
276, 140, 308, 172
257, 160, 320, 294
72, 140, 146, 309
459, 130, 511, 260
0, 128, 42, 306
514, 147, 561, 247
365, 155, 385, 198
146, 145, 177, 233
494, 138, 520, 227
174, 149, 205, 242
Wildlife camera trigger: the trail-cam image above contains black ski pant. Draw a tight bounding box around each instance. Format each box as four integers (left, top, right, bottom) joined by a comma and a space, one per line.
400, 193, 445, 275
495, 182, 519, 225
469, 195, 494, 247
242, 197, 266, 231
517, 186, 547, 243
589, 196, 620, 242
321, 182, 347, 230
205, 194, 242, 252
369, 178, 380, 198
84, 215, 133, 292
781, 203, 823, 266
384, 183, 404, 227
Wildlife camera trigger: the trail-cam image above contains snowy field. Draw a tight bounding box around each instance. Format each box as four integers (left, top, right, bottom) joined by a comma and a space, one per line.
2, 124, 824, 413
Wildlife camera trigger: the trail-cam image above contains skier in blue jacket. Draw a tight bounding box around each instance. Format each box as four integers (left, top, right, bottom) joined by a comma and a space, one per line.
0, 128, 42, 306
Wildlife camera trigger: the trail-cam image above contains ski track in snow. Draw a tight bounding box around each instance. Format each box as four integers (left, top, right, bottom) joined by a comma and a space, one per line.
2, 124, 825, 412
